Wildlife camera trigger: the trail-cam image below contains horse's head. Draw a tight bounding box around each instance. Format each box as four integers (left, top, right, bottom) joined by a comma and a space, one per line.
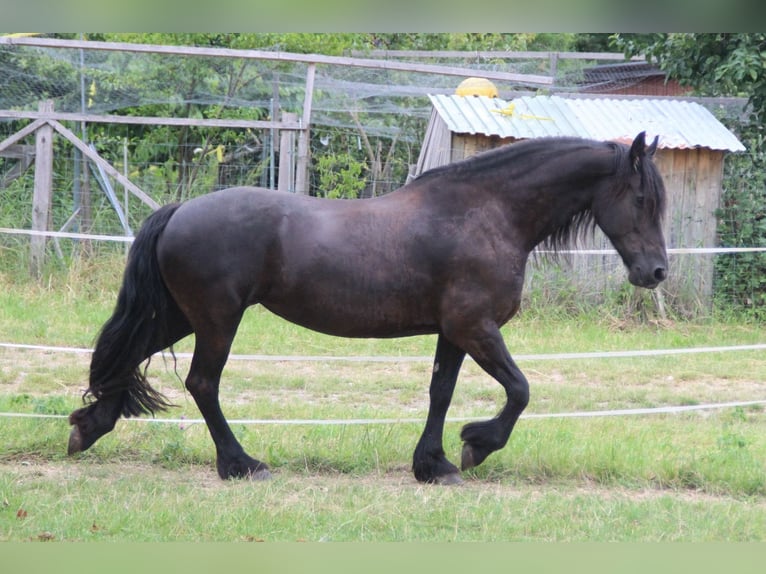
593, 132, 668, 289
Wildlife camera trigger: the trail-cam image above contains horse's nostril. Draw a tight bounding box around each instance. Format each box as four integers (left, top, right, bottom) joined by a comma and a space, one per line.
654, 267, 667, 282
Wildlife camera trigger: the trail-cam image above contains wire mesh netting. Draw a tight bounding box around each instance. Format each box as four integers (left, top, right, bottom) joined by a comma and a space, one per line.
0, 40, 612, 232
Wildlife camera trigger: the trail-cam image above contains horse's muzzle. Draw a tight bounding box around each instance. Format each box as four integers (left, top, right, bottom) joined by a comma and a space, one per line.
629, 260, 667, 289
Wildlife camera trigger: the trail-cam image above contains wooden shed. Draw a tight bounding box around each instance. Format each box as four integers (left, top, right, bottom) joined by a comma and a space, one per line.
415, 93, 746, 313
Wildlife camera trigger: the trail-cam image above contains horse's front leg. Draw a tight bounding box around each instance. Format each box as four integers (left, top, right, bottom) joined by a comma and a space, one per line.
448, 320, 530, 471
412, 334, 466, 484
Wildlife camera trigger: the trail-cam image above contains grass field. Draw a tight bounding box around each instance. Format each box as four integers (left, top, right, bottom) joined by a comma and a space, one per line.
1, 260, 766, 541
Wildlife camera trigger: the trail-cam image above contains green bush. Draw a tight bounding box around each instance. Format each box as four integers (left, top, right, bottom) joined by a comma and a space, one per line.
714, 119, 766, 318
315, 152, 367, 199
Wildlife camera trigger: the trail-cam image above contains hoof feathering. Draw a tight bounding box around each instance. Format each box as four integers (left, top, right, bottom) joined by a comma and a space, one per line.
247, 468, 272, 481
434, 472, 463, 486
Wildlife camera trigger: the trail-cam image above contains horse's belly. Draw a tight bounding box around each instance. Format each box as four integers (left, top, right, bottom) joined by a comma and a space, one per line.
261, 288, 437, 339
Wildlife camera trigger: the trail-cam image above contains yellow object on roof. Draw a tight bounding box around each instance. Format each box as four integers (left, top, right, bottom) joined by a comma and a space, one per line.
491, 103, 553, 121
455, 77, 498, 98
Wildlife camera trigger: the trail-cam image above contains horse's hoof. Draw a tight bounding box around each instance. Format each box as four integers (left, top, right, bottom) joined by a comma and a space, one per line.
434, 472, 463, 486
248, 468, 272, 481
67, 426, 83, 455
460, 443, 476, 470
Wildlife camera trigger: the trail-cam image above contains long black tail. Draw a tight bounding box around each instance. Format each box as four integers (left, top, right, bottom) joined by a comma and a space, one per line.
85, 202, 182, 417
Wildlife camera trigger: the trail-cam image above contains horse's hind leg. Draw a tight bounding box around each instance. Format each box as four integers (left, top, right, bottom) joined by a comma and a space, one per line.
184, 314, 270, 480
68, 305, 193, 455
412, 334, 466, 484
68, 393, 125, 454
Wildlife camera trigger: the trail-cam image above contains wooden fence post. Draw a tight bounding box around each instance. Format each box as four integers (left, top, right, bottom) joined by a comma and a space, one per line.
30, 100, 54, 278
278, 111, 297, 193
294, 63, 315, 194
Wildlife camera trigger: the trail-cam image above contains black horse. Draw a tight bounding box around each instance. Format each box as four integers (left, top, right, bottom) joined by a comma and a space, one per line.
68, 132, 667, 484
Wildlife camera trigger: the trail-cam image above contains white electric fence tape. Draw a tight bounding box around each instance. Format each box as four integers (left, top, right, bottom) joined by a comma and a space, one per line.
3, 227, 766, 254
2, 341, 766, 362
1, 341, 764, 425
1, 400, 764, 425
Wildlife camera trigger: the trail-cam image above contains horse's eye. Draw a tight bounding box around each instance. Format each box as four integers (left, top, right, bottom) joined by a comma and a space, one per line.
635, 195, 645, 208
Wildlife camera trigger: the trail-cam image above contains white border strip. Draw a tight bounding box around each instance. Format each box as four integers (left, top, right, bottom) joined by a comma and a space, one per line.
1, 400, 764, 425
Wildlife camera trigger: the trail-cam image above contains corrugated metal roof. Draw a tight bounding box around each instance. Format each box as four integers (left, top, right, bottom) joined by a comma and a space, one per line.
428, 94, 745, 152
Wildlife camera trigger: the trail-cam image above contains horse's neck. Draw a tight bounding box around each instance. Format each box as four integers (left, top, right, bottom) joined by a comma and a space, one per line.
503, 178, 596, 252
472, 143, 615, 251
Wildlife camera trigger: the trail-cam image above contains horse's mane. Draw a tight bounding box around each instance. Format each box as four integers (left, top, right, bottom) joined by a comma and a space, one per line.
415, 136, 666, 255
414, 136, 613, 184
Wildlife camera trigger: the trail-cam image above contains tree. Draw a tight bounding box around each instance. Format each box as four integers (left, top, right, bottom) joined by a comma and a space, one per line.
614, 33, 766, 121
614, 33, 766, 316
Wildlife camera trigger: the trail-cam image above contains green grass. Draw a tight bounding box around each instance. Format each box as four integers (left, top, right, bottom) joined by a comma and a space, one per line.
1, 253, 766, 541
3, 460, 765, 542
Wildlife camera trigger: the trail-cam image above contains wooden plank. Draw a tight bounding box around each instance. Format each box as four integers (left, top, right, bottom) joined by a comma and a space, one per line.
47, 120, 160, 210
0, 119, 47, 154
351, 49, 644, 62
0, 36, 554, 86
450, 135, 466, 163
663, 149, 689, 249
414, 112, 451, 176
700, 150, 724, 247
0, 144, 35, 159
687, 150, 703, 249
685, 151, 704, 301
652, 150, 672, 244
666, 150, 693, 299
0, 109, 301, 131
695, 150, 724, 305
30, 101, 54, 278
463, 136, 479, 160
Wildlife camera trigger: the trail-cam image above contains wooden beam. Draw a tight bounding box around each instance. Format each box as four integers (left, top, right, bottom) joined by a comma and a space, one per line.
0, 119, 47, 154
47, 120, 160, 210
0, 144, 35, 159
0, 149, 34, 189
0, 36, 554, 86
350, 49, 644, 61
0, 109, 301, 131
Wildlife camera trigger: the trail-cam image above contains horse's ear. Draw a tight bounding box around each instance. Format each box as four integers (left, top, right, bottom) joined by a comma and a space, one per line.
646, 135, 659, 158
630, 131, 648, 171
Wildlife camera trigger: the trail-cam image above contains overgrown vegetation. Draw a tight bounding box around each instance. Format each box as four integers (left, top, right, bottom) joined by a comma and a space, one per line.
715, 119, 766, 317
616, 33, 766, 319
315, 152, 367, 199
